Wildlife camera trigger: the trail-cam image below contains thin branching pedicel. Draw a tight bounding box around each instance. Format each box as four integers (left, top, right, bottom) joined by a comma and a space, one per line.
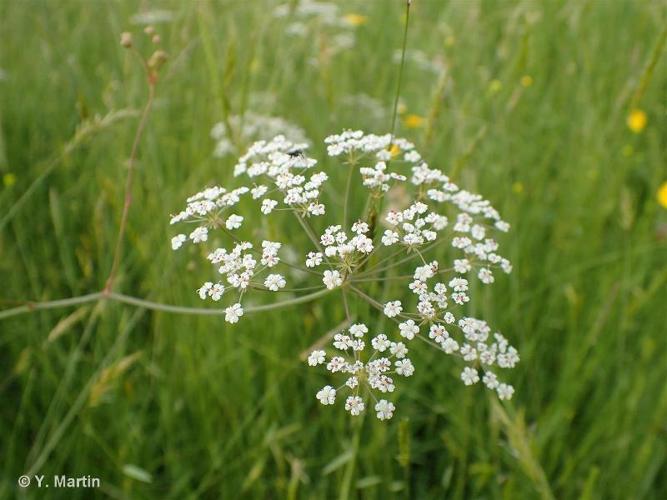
105, 27, 167, 294
169, 130, 519, 420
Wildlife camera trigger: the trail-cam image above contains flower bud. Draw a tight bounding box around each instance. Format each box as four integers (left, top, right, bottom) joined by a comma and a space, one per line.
120, 32, 132, 48
147, 50, 168, 72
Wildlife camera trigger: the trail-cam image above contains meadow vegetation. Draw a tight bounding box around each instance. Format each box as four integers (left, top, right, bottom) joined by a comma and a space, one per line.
1, 0, 666, 498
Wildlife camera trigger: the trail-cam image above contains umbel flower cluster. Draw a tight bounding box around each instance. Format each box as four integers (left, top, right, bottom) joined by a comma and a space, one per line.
211, 112, 309, 158
169, 130, 519, 420
273, 1, 364, 57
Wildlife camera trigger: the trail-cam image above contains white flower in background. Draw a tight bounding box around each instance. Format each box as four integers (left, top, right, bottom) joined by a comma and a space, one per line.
225, 214, 243, 230
211, 112, 310, 158
391, 342, 408, 358
308, 203, 325, 215
189, 227, 208, 243
381, 230, 399, 246
383, 300, 403, 318
273, 1, 363, 60
306, 252, 323, 268
316, 385, 336, 405
307, 350, 326, 366
261, 241, 282, 267
429, 324, 447, 343
374, 400, 395, 420
393, 48, 446, 77
497, 383, 514, 400
441, 337, 459, 354
130, 9, 174, 25
349, 323, 368, 337
224, 303, 244, 324
264, 274, 286, 291
454, 258, 471, 273
395, 359, 415, 376
483, 371, 499, 390
478, 267, 494, 284
371, 334, 390, 351
461, 367, 480, 386
399, 320, 419, 340
323, 270, 343, 289
198, 282, 212, 300
345, 396, 365, 416
170, 130, 518, 419
261, 199, 278, 214
209, 283, 225, 301
171, 234, 186, 250
251, 185, 268, 199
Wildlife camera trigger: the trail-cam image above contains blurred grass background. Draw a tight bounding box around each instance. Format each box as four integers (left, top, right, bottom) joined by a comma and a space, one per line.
1, 0, 666, 498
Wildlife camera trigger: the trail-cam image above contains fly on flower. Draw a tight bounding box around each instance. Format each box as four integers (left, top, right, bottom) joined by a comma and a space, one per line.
169, 130, 518, 420
286, 146, 306, 160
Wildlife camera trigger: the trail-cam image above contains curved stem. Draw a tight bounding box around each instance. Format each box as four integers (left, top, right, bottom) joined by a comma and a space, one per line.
357, 239, 445, 278
294, 212, 335, 270
294, 212, 323, 254
339, 412, 365, 500
104, 82, 156, 293
0, 293, 105, 320
0, 288, 332, 321
349, 285, 383, 310
342, 287, 352, 321
389, 0, 412, 141
343, 162, 354, 229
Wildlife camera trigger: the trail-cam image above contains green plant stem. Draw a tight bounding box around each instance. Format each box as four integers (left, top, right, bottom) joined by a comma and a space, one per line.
389, 0, 412, 141
343, 162, 354, 229
357, 239, 446, 278
0, 288, 331, 321
293, 212, 335, 269
104, 82, 156, 293
339, 412, 365, 500
342, 287, 351, 321
348, 285, 383, 310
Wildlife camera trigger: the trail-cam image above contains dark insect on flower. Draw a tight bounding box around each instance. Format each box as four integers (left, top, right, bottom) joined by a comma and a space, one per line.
286, 147, 306, 159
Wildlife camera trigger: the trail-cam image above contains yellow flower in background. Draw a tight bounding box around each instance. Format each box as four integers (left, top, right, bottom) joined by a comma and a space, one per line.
403, 114, 425, 128
658, 182, 667, 209
3, 172, 16, 187
627, 109, 647, 133
512, 181, 524, 194
520, 75, 533, 87
445, 35, 456, 47
488, 79, 502, 94
343, 13, 367, 27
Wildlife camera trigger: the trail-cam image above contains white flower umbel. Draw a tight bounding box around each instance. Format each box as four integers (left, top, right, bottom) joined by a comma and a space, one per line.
170, 131, 519, 419
211, 112, 310, 158
307, 322, 415, 420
